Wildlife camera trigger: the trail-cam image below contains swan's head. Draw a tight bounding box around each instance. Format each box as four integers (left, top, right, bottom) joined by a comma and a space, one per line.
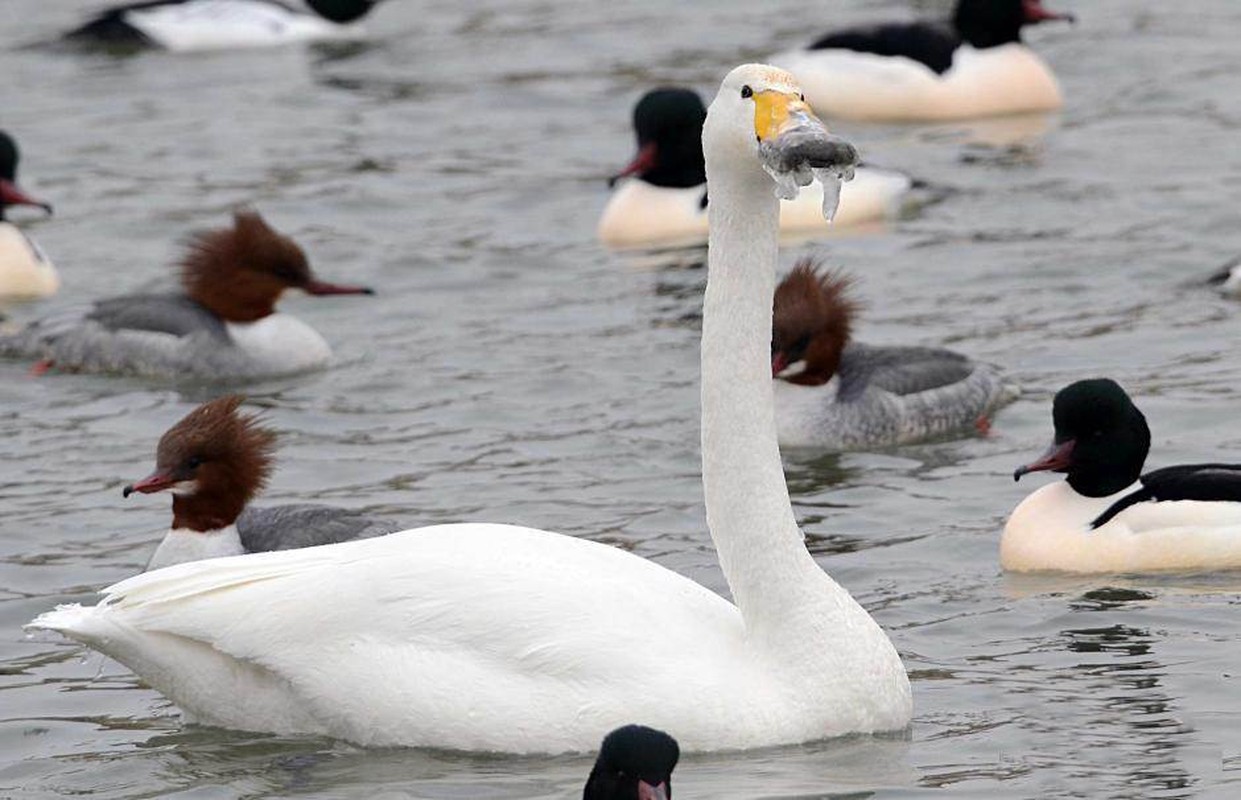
703, 64, 857, 213
772, 258, 859, 385
583, 725, 680, 800
123, 396, 277, 532
1013, 378, 1151, 497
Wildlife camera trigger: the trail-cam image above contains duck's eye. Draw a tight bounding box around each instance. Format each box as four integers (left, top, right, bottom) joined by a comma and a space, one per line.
800, 93, 806, 102
740, 85, 753, 99
185, 456, 204, 469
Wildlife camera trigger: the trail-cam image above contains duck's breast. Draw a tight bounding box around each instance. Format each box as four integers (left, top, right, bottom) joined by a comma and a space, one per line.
1002, 481, 1241, 573
0, 223, 58, 301
597, 180, 708, 249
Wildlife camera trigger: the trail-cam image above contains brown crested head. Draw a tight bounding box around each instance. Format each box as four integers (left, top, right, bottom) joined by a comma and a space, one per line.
180, 210, 373, 323
123, 395, 277, 532
771, 258, 860, 386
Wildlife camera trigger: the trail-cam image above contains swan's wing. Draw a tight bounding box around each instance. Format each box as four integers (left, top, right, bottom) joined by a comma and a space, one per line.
236, 503, 399, 552
47, 524, 741, 744
1091, 464, 1241, 529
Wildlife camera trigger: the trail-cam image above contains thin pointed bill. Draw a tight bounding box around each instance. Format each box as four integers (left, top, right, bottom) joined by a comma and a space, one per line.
753, 90, 857, 221
1023, 0, 1075, 24
1013, 439, 1075, 481
0, 179, 53, 215
123, 471, 177, 497
304, 278, 374, 296
609, 142, 658, 187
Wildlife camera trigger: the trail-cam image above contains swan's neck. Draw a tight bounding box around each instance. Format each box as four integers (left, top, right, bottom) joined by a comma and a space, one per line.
146, 526, 244, 572
701, 164, 823, 632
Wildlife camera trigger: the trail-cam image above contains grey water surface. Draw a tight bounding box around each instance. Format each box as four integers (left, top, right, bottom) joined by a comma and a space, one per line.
3, 0, 1241, 798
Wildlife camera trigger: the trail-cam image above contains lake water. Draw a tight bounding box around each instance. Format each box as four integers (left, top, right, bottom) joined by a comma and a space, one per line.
3, 0, 1241, 797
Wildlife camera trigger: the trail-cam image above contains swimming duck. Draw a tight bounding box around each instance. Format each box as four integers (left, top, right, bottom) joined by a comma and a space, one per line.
772, 260, 1015, 449
1005, 378, 1241, 573
770, 0, 1074, 122
0, 210, 373, 381
598, 87, 913, 249
584, 725, 679, 800
29, 64, 911, 753
0, 131, 57, 302
126, 395, 396, 571
64, 0, 377, 52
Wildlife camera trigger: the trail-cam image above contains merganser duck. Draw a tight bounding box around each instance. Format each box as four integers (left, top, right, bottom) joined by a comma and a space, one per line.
1005, 378, 1241, 573
770, 0, 1074, 122
28, 65, 911, 753
598, 87, 913, 249
1207, 257, 1241, 297
0, 131, 57, 302
64, 0, 377, 52
125, 395, 396, 571
584, 726, 679, 800
772, 260, 1015, 449
0, 210, 372, 381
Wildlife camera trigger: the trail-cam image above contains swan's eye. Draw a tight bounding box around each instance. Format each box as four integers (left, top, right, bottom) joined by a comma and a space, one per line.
740, 85, 753, 99
800, 93, 806, 102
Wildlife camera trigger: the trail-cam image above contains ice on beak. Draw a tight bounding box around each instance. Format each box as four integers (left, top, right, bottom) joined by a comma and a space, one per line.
758, 107, 858, 222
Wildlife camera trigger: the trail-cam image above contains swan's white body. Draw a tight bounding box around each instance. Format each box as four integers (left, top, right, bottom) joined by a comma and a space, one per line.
120, 0, 360, 52
1002, 481, 1241, 573
597, 166, 911, 249
771, 43, 1061, 122
0, 222, 58, 300
30, 65, 911, 753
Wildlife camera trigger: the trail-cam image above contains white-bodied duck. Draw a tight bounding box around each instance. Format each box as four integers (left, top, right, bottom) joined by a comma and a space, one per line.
1005, 378, 1241, 573
64, 0, 378, 52
0, 131, 57, 302
0, 210, 373, 381
770, 0, 1074, 122
598, 87, 912, 249
772, 259, 1015, 449
126, 395, 396, 571
29, 64, 911, 753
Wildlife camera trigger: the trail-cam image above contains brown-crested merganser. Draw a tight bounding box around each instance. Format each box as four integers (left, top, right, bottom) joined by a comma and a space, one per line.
1, 210, 372, 381
124, 395, 396, 571
772, 259, 1016, 449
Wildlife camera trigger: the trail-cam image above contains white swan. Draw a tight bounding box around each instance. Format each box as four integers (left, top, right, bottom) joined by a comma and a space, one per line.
28, 64, 912, 754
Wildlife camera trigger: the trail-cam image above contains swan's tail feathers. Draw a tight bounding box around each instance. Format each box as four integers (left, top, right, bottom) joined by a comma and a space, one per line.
25, 603, 110, 646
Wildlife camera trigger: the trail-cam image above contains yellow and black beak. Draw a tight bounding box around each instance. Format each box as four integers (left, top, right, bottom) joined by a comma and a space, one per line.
752, 89, 857, 175
753, 90, 818, 143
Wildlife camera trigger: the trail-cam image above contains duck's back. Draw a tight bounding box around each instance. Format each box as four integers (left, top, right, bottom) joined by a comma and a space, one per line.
776, 343, 1015, 449
773, 41, 1060, 121
66, 0, 350, 51
0, 292, 331, 379
236, 503, 398, 552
